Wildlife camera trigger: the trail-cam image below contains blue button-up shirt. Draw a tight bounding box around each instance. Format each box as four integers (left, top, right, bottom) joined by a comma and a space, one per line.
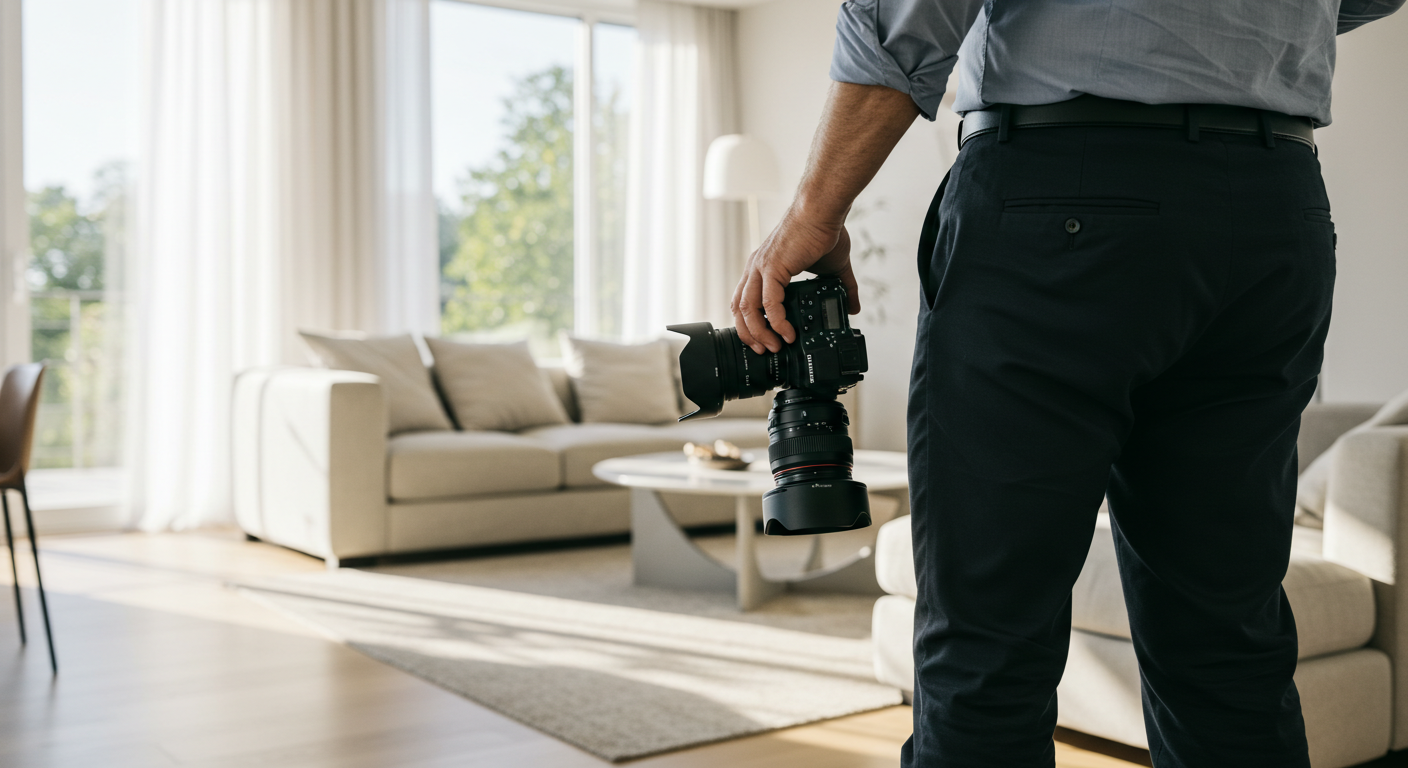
831, 0, 1404, 126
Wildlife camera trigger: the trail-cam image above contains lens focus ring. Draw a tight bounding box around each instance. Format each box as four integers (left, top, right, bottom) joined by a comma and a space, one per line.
768, 434, 853, 466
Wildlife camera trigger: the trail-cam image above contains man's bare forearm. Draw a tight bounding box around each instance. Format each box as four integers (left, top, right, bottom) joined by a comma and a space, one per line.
791, 83, 921, 230
730, 82, 918, 353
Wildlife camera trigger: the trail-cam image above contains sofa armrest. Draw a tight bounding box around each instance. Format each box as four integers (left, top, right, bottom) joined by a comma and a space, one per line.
233, 367, 389, 563
875, 515, 916, 598
1324, 425, 1408, 748
1299, 402, 1381, 472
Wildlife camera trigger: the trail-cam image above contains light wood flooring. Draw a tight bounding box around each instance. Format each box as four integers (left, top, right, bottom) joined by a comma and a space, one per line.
0, 529, 1156, 768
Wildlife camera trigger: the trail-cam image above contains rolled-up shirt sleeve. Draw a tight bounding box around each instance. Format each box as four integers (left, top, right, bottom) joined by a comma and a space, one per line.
1337, 0, 1405, 33
830, 0, 985, 121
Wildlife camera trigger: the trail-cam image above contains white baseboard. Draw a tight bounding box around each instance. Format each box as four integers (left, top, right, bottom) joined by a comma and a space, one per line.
16, 468, 128, 535
28, 503, 126, 535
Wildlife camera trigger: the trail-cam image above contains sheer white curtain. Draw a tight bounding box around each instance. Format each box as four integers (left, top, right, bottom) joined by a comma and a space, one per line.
622, 1, 743, 339
129, 0, 435, 530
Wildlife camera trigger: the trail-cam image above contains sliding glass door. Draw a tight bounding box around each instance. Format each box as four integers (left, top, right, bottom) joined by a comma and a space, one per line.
21, 0, 138, 473
431, 0, 636, 355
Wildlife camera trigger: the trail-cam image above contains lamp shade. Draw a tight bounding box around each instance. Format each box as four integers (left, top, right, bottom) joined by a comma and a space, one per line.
703, 134, 780, 200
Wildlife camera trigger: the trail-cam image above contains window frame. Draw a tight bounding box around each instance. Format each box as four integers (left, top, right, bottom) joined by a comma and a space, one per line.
0, 0, 31, 368
439, 0, 634, 28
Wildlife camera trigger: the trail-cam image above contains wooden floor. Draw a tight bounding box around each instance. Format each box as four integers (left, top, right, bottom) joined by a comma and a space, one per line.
0, 529, 1155, 768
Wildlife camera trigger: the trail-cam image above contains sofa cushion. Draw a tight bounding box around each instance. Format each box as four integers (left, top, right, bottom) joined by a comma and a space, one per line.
520, 419, 770, 489
387, 431, 561, 501
520, 424, 694, 488
1073, 513, 1376, 659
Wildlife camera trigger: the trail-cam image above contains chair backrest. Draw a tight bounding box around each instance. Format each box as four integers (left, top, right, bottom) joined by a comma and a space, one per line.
0, 364, 45, 482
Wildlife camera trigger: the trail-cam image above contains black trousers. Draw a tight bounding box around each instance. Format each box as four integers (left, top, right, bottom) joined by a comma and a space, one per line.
903, 126, 1335, 767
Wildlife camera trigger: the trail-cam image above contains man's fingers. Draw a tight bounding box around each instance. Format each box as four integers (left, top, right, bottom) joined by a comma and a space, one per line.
839, 263, 861, 315
761, 273, 794, 344
733, 271, 769, 354
740, 273, 782, 353
730, 278, 759, 352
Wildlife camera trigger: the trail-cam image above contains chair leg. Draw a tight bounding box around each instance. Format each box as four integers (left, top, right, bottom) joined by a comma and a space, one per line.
1, 492, 24, 645
18, 489, 55, 674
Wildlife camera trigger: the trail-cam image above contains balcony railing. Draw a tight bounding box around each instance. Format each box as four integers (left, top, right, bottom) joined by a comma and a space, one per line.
29, 289, 123, 470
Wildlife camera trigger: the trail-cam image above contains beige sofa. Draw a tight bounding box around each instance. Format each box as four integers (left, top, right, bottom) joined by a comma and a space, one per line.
233, 363, 856, 566
872, 402, 1402, 768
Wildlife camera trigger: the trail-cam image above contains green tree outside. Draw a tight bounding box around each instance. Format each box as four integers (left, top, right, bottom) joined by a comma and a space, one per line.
26, 162, 126, 468
441, 66, 576, 351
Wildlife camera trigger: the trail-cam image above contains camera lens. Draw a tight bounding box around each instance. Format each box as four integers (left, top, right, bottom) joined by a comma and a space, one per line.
714, 327, 778, 400
668, 322, 780, 420
761, 390, 871, 535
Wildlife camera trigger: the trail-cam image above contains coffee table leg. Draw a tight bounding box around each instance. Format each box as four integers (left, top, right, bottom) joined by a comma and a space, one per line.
631, 489, 736, 593
801, 537, 824, 572
735, 495, 785, 610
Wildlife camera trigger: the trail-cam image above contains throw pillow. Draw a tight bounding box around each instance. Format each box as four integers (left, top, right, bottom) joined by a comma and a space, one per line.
1296, 387, 1408, 527
560, 335, 682, 424
300, 331, 454, 434
424, 338, 569, 432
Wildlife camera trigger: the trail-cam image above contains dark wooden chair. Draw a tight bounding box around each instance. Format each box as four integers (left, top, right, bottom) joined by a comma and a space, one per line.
1, 363, 56, 674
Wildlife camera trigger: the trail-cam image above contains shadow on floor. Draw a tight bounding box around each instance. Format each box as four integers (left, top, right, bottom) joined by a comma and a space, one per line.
1055, 727, 1153, 766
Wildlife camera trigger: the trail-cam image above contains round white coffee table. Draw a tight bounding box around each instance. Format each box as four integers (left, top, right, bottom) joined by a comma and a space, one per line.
593, 449, 909, 610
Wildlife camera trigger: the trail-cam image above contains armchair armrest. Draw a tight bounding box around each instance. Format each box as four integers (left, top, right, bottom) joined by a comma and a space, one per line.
233, 367, 388, 563
1299, 401, 1380, 472
1324, 425, 1408, 748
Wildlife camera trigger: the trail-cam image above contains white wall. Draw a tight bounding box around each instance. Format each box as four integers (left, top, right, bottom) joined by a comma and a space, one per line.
1315, 11, 1408, 404
737, 1, 1408, 452
737, 0, 957, 450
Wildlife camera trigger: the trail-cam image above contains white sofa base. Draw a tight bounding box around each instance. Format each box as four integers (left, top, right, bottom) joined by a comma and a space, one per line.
871, 604, 1393, 768
385, 489, 741, 556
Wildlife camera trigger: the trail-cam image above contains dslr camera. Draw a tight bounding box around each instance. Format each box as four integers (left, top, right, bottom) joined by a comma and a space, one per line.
669, 275, 870, 536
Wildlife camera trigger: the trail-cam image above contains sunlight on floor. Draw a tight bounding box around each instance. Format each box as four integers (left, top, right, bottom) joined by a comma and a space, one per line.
0, 529, 1150, 767
0, 528, 326, 637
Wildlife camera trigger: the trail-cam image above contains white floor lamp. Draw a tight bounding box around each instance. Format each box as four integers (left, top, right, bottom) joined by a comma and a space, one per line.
703, 134, 780, 252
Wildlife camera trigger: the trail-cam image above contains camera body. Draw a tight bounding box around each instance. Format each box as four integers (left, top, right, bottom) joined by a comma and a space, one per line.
781, 276, 869, 395
670, 276, 868, 421
668, 275, 872, 536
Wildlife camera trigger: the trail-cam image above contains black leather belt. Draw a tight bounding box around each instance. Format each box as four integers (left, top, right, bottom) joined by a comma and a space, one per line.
959, 94, 1316, 151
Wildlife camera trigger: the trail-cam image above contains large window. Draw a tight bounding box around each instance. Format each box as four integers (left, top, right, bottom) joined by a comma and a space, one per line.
22, 0, 138, 470
432, 1, 635, 356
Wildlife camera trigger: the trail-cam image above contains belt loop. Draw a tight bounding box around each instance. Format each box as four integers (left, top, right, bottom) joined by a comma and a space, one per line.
1185, 105, 1200, 142
1259, 110, 1276, 148
998, 104, 1012, 143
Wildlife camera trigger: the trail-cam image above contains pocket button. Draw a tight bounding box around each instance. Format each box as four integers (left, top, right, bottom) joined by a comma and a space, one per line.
1064, 218, 1081, 234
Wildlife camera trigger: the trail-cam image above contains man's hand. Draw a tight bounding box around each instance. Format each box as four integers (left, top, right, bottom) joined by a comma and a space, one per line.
731, 212, 857, 354
728, 82, 920, 354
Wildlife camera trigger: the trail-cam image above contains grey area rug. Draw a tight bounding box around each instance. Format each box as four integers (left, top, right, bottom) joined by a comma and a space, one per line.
238, 534, 902, 762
